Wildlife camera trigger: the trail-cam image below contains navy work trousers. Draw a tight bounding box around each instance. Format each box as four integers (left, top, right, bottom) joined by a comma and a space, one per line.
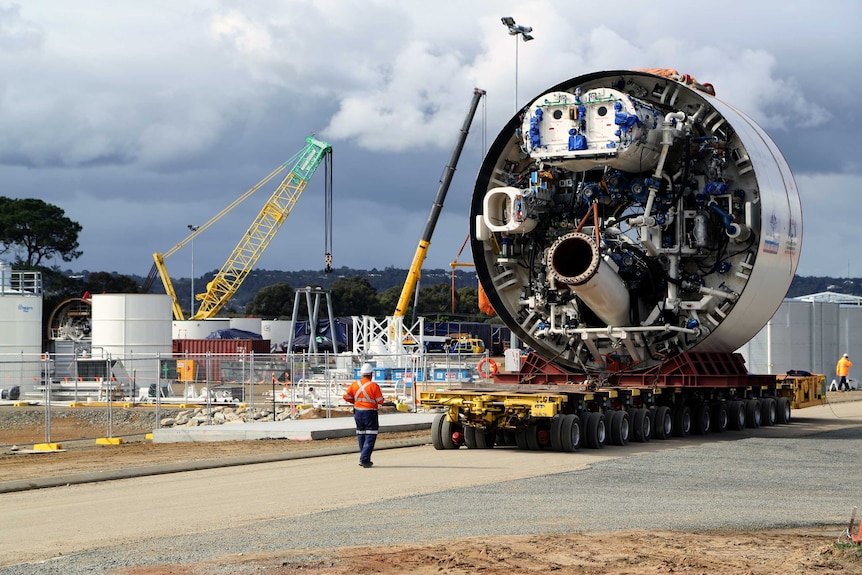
354, 409, 379, 464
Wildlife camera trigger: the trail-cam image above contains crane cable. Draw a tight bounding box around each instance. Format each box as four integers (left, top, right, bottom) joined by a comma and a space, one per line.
324, 151, 334, 273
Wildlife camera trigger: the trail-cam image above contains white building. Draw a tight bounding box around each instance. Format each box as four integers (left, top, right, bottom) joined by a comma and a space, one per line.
738, 292, 862, 378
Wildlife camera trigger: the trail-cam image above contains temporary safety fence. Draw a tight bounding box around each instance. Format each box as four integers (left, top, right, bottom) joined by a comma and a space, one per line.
0, 348, 491, 446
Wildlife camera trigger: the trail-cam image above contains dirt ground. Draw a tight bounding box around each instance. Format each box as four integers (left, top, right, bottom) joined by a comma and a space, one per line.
3, 407, 861, 574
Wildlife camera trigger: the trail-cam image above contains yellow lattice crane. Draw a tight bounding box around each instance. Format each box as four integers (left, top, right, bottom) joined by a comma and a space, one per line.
144, 136, 333, 320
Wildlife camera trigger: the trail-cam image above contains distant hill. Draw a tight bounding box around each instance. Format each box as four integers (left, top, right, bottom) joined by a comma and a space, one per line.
787, 276, 859, 298
85, 266, 479, 313
68, 266, 858, 314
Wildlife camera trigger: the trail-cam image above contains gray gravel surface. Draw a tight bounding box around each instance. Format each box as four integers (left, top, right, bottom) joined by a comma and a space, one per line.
1, 417, 859, 574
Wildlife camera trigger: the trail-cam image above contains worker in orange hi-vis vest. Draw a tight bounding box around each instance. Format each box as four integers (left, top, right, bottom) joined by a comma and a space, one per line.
836, 353, 853, 392
342, 363, 385, 467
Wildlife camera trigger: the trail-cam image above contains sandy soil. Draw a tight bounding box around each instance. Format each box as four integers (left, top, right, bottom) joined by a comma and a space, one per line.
117, 530, 862, 575
3, 407, 861, 574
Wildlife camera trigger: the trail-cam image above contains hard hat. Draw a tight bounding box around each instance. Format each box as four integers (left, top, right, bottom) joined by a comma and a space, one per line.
844, 353, 850, 358
360, 363, 374, 376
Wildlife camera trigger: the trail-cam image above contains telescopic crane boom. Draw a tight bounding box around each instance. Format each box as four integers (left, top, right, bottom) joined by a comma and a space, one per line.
145, 136, 332, 320
393, 88, 485, 318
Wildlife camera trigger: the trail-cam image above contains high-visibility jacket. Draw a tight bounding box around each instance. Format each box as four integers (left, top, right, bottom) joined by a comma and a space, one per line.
342, 376, 385, 410
837, 357, 853, 377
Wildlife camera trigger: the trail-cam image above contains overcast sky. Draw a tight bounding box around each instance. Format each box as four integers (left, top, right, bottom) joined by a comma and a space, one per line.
2, 0, 859, 281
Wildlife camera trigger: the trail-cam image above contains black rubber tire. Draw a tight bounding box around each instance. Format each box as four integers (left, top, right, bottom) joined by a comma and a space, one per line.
632, 408, 651, 442
515, 428, 529, 450
495, 429, 507, 446
776, 397, 791, 424
653, 406, 672, 440
693, 404, 711, 435
729, 400, 746, 431
745, 399, 762, 428
673, 405, 692, 437
711, 402, 728, 433
560, 414, 581, 452
431, 413, 446, 450
609, 410, 630, 446
550, 414, 565, 452
463, 425, 478, 449
584, 412, 607, 449
760, 397, 777, 426
525, 424, 541, 450
475, 428, 495, 449
578, 410, 592, 446
440, 417, 460, 449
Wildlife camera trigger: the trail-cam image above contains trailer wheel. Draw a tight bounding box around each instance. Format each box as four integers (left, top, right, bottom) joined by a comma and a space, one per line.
776, 397, 791, 424
673, 405, 692, 437
693, 404, 711, 435
745, 399, 762, 428
503, 430, 518, 446
464, 425, 478, 449
525, 424, 541, 450
711, 402, 728, 433
584, 412, 607, 449
560, 414, 581, 452
653, 406, 672, 440
550, 415, 565, 451
609, 410, 630, 446
432, 413, 446, 450
760, 397, 777, 426
477, 428, 495, 449
495, 429, 507, 446
515, 429, 529, 450
729, 400, 746, 430
632, 408, 651, 442
440, 417, 461, 449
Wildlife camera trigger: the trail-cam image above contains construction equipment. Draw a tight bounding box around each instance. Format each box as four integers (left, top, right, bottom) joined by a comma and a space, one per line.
422, 69, 806, 451
144, 136, 333, 320
393, 88, 485, 320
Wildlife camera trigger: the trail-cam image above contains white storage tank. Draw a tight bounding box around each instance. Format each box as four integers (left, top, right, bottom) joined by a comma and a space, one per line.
261, 319, 293, 347
91, 294, 172, 391
230, 317, 262, 336
172, 319, 230, 340
0, 264, 43, 397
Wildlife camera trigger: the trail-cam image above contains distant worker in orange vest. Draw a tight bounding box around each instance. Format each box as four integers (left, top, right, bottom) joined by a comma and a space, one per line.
343, 363, 385, 467
836, 353, 853, 392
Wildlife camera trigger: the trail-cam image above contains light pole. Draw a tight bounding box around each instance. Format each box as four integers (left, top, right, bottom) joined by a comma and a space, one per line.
188, 224, 198, 316
501, 17, 534, 112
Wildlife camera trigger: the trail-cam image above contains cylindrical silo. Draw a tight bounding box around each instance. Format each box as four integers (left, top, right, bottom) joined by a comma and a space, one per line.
229, 317, 262, 336
261, 319, 293, 348
172, 319, 230, 340
0, 265, 43, 397
91, 294, 172, 395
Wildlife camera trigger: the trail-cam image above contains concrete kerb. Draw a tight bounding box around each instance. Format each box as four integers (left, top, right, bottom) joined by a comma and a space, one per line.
0, 435, 431, 494
1, 413, 438, 493
150, 412, 437, 442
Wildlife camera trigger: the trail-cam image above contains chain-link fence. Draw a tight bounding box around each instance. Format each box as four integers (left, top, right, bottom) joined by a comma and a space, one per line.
0, 349, 491, 445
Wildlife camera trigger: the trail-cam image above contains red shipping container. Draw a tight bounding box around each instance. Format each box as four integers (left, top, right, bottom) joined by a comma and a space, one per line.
171, 339, 272, 355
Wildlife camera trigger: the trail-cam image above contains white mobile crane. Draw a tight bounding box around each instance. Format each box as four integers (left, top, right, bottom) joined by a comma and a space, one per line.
143, 136, 333, 320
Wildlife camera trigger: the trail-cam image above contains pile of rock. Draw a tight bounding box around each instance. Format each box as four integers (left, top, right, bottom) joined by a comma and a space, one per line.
157, 405, 352, 428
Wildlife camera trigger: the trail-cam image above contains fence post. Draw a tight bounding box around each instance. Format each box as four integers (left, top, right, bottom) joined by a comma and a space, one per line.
249, 350, 255, 414
106, 354, 113, 438
155, 353, 163, 429
205, 351, 212, 424
42, 353, 52, 443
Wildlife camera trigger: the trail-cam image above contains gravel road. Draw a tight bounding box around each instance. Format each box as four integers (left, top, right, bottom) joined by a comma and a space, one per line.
1, 401, 860, 574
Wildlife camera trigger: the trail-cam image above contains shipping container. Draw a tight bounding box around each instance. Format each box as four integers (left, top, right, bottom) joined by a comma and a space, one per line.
172, 339, 271, 355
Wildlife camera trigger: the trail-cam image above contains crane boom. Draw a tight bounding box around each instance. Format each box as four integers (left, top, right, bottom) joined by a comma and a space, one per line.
394, 88, 485, 318
151, 135, 332, 320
